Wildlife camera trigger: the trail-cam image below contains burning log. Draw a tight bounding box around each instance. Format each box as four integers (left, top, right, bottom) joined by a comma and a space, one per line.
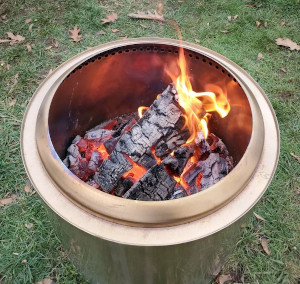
94, 84, 183, 192
123, 165, 176, 201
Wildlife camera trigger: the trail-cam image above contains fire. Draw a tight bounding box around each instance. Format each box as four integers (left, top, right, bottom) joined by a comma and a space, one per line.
166, 47, 230, 142
138, 106, 149, 119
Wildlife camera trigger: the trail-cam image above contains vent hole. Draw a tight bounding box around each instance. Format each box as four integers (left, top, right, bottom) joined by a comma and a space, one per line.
125, 49, 130, 52
227, 73, 231, 78
222, 69, 225, 73
132, 48, 137, 52
215, 65, 219, 69
209, 62, 212, 66
196, 56, 200, 60
233, 78, 237, 82
189, 54, 193, 58
202, 59, 206, 63
104, 54, 108, 57
118, 50, 122, 54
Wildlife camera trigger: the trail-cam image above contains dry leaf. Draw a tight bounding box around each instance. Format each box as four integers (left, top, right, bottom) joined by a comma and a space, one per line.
25, 18, 32, 24
221, 30, 230, 34
45, 45, 52, 50
157, 2, 163, 16
218, 274, 232, 284
0, 197, 15, 206
37, 278, 56, 284
9, 98, 17, 106
261, 237, 271, 255
25, 43, 32, 52
140, 24, 149, 29
254, 212, 267, 221
227, 16, 232, 22
290, 153, 300, 163
275, 38, 300, 51
25, 223, 34, 230
114, 2, 124, 7
69, 25, 82, 42
102, 12, 118, 24
128, 11, 164, 22
280, 21, 285, 26
29, 23, 33, 32
13, 252, 19, 256
22, 259, 27, 263
0, 39, 11, 43
96, 30, 105, 35
233, 14, 238, 20
24, 182, 34, 194
53, 40, 59, 48
7, 32, 25, 45
280, 67, 287, 72
264, 21, 268, 28
178, 0, 184, 2
194, 38, 200, 43
112, 29, 120, 33
256, 21, 261, 28
6, 64, 11, 70
257, 52, 263, 61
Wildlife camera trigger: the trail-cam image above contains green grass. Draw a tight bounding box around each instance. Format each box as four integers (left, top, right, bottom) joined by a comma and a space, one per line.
0, 0, 299, 283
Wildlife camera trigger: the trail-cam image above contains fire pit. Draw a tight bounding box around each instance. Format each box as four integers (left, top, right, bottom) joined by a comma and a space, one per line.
22, 38, 279, 283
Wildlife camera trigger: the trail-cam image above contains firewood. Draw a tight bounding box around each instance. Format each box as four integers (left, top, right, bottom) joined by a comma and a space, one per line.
169, 185, 188, 199
95, 84, 183, 191
123, 165, 176, 201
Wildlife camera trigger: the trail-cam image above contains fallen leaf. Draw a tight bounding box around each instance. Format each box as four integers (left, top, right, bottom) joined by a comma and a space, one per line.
227, 16, 232, 22
254, 212, 267, 221
157, 2, 163, 16
25, 18, 32, 24
128, 11, 164, 22
257, 52, 263, 61
280, 21, 285, 26
9, 98, 17, 106
102, 12, 118, 24
178, 0, 184, 2
194, 38, 200, 43
29, 23, 33, 32
264, 21, 267, 28
290, 153, 300, 163
140, 24, 149, 29
275, 38, 300, 51
37, 278, 56, 284
96, 30, 105, 35
0, 197, 15, 206
0, 39, 11, 43
280, 67, 287, 72
45, 45, 52, 50
25, 43, 32, 52
111, 29, 120, 33
233, 14, 238, 20
22, 259, 27, 263
114, 2, 124, 7
256, 21, 261, 28
24, 182, 34, 194
6, 64, 11, 70
25, 223, 34, 230
13, 252, 19, 256
220, 30, 230, 34
218, 274, 232, 284
261, 237, 271, 255
7, 32, 25, 45
53, 40, 59, 48
69, 25, 82, 42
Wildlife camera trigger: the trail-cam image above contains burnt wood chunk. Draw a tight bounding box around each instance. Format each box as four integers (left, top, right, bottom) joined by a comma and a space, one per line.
137, 149, 157, 169
169, 185, 188, 199
96, 84, 183, 192
183, 153, 229, 191
114, 177, 134, 197
123, 165, 176, 201
84, 128, 113, 141
94, 151, 132, 192
88, 151, 102, 172
162, 146, 193, 175
155, 141, 169, 158
195, 131, 210, 155
104, 136, 120, 154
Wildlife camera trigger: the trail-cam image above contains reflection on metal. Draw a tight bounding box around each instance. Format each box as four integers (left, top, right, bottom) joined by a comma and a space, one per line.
21, 38, 279, 283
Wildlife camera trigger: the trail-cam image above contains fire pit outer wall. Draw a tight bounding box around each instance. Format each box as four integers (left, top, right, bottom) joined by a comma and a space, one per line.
21, 38, 279, 284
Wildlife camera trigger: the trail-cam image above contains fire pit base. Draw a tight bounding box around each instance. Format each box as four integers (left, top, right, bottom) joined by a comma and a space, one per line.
22, 38, 279, 283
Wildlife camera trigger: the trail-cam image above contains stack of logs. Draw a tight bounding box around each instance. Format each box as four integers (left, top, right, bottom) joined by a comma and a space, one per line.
64, 84, 233, 201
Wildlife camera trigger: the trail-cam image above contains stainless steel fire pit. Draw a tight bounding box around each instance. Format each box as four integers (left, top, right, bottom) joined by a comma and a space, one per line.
21, 38, 279, 283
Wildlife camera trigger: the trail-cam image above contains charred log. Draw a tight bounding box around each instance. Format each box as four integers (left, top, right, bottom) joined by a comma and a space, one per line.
123, 165, 176, 201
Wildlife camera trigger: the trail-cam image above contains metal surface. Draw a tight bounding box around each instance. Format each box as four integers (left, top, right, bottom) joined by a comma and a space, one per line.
21, 38, 279, 284
34, 38, 265, 226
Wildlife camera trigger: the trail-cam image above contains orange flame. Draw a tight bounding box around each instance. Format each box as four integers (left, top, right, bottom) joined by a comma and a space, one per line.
166, 47, 230, 142
138, 106, 149, 119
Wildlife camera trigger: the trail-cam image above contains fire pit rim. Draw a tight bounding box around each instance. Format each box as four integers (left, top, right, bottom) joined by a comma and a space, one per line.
30, 38, 267, 227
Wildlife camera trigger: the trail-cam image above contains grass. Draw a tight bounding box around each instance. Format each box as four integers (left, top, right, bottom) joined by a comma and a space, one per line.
0, 0, 299, 283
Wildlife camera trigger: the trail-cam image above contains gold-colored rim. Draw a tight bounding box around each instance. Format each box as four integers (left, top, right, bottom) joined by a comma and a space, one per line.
33, 38, 265, 227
